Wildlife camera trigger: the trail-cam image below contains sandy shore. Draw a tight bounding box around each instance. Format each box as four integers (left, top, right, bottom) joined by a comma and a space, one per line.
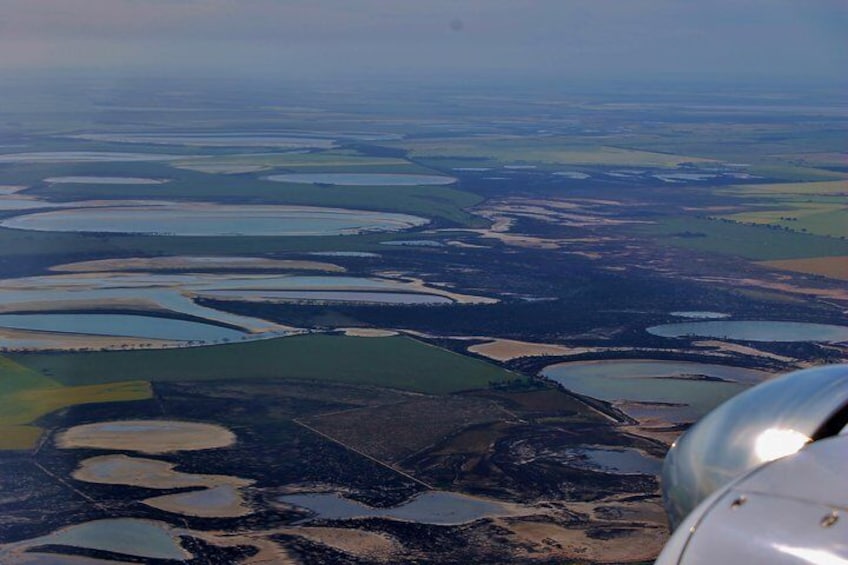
491, 492, 668, 563
693, 339, 796, 363
375, 273, 499, 304
51, 256, 345, 273
698, 275, 848, 304
273, 527, 401, 560
468, 339, 602, 361
0, 325, 180, 351
340, 328, 400, 337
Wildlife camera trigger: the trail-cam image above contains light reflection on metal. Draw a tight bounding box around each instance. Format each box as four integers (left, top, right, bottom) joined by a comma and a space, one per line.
774, 545, 848, 565
662, 364, 848, 530
657, 435, 848, 564
753, 428, 810, 463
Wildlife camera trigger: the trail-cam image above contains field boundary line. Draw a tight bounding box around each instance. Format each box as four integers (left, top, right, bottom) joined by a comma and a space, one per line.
292, 418, 434, 490
31, 429, 51, 457
33, 461, 110, 512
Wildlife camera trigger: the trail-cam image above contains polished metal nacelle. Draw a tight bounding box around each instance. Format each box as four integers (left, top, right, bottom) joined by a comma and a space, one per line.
658, 364, 848, 564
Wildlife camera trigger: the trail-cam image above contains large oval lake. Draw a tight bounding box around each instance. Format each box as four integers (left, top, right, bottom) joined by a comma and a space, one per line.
0, 272, 457, 338
647, 321, 848, 342
541, 360, 768, 422
0, 152, 181, 163
265, 173, 456, 186
0, 204, 428, 236
0, 313, 244, 342
44, 176, 169, 185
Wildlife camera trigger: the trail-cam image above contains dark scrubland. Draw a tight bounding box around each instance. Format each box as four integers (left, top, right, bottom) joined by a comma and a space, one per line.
196, 237, 843, 353
0, 377, 656, 563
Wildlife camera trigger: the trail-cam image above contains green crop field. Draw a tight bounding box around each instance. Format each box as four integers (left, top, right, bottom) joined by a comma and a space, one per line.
716, 180, 847, 238
640, 217, 848, 261
769, 152, 848, 169
236, 183, 483, 226
392, 137, 712, 168
605, 122, 847, 182
743, 165, 846, 182
759, 256, 848, 281
721, 180, 848, 196
0, 356, 151, 450
11, 334, 519, 396
1, 334, 517, 449
721, 204, 848, 239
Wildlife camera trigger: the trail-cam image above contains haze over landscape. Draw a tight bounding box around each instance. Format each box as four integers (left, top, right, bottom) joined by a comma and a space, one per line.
0, 2, 845, 564
2, 0, 846, 82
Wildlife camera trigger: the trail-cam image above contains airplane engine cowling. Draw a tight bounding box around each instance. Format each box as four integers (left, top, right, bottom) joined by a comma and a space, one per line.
662, 364, 848, 531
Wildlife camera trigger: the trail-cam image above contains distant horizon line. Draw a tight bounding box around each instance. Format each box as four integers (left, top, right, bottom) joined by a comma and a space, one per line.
2, 67, 846, 91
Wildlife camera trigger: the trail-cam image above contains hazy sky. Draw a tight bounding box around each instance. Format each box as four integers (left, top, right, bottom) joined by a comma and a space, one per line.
1, 0, 845, 82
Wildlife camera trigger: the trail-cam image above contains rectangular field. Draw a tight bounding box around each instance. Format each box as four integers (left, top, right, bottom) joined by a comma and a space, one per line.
11, 334, 519, 395
759, 256, 848, 281
720, 203, 847, 238
394, 137, 712, 168
717, 180, 847, 238
641, 217, 848, 260
721, 180, 848, 196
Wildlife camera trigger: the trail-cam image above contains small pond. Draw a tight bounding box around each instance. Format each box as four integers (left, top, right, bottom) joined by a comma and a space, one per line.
280, 491, 510, 525
560, 447, 663, 475
144, 485, 249, 518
